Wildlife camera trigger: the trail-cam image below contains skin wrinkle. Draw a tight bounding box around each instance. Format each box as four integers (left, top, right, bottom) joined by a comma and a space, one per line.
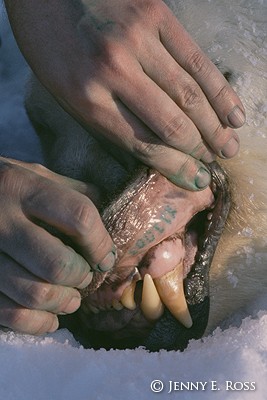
2, 0, 245, 335
7, 0, 245, 190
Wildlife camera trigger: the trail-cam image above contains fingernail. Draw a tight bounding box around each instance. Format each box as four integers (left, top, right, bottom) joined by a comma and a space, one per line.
96, 250, 117, 273
48, 317, 59, 333
227, 106, 246, 128
64, 296, 81, 314
195, 168, 211, 189
78, 271, 93, 289
220, 137, 240, 158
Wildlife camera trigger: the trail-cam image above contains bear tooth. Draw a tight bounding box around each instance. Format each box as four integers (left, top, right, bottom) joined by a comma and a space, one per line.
154, 263, 193, 328
112, 299, 124, 311
141, 274, 164, 320
120, 281, 137, 310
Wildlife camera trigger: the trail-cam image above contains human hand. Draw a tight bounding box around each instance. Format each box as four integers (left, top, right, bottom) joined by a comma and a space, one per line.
0, 158, 115, 334
5, 0, 245, 190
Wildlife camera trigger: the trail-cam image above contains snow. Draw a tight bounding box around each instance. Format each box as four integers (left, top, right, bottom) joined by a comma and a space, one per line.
0, 318, 267, 400
1, 3, 267, 400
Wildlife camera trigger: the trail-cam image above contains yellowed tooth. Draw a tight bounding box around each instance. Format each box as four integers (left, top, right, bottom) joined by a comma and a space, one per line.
141, 274, 164, 320
120, 281, 137, 310
112, 299, 124, 311
154, 263, 193, 328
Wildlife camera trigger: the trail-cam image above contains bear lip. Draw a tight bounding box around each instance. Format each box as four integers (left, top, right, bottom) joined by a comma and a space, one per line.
72, 162, 231, 350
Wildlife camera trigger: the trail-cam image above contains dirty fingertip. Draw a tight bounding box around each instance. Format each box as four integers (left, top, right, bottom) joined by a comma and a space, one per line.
195, 167, 211, 189
96, 250, 116, 272
168, 167, 210, 191
94, 248, 117, 273
168, 164, 211, 190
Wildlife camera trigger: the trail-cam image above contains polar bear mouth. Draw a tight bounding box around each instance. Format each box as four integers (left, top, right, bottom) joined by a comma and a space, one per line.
63, 162, 230, 350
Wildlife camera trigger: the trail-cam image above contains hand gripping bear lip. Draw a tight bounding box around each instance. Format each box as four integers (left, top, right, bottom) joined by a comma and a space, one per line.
73, 162, 231, 351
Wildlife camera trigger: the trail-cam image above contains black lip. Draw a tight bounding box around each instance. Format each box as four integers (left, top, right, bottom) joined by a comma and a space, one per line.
60, 162, 231, 351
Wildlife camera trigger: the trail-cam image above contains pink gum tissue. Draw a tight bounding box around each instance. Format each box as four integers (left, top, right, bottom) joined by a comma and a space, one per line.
140, 237, 185, 280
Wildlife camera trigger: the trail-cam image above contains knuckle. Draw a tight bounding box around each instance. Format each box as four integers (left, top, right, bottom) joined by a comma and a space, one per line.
210, 123, 225, 143
180, 85, 202, 109
127, 0, 159, 14
162, 116, 188, 143
72, 200, 97, 238
29, 163, 48, 175
212, 84, 231, 103
23, 283, 57, 310
45, 251, 73, 284
139, 0, 162, 18
133, 138, 161, 162
190, 141, 207, 160
186, 50, 210, 77
99, 42, 128, 77
7, 307, 30, 330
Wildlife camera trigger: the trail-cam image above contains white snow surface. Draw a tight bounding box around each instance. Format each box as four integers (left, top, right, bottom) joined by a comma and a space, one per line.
1, 3, 267, 400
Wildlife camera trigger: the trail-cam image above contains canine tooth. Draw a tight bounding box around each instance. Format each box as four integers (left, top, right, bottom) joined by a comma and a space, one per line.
154, 263, 192, 328
112, 299, 124, 311
141, 274, 164, 320
121, 282, 137, 310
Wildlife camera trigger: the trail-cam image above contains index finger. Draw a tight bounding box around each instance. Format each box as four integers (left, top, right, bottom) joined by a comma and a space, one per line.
159, 3, 246, 129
